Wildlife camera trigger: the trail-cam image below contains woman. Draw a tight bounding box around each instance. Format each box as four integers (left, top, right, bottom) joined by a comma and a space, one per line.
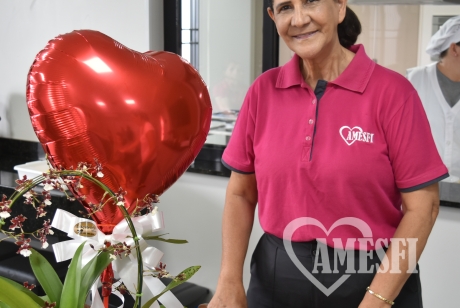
407, 15, 460, 183
208, 0, 448, 307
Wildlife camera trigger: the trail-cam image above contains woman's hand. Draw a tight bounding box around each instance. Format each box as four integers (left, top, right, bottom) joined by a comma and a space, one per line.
207, 279, 247, 308
358, 182, 440, 307
208, 172, 257, 308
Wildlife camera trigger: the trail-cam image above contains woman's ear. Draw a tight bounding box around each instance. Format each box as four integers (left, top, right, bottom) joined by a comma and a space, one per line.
267, 7, 275, 22
337, 0, 348, 24
451, 42, 459, 57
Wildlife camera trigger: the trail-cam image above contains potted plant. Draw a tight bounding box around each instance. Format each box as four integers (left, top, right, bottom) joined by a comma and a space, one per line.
0, 161, 199, 308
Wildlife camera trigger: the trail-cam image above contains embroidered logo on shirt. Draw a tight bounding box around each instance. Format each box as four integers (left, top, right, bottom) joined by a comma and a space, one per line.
339, 126, 374, 146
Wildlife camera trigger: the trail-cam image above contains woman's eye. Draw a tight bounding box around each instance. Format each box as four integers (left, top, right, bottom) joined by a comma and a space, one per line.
279, 5, 291, 11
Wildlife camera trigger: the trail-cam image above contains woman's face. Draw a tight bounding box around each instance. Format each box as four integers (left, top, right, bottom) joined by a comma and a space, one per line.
268, 0, 347, 60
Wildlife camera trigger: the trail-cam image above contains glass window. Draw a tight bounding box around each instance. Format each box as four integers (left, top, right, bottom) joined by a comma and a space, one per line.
168, 0, 267, 148
182, 0, 264, 145
181, 0, 199, 70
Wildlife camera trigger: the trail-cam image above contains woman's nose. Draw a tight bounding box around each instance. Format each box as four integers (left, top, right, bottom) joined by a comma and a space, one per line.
291, 7, 311, 27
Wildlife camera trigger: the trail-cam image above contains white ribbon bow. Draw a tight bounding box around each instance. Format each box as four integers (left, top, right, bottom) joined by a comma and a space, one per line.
51, 209, 182, 308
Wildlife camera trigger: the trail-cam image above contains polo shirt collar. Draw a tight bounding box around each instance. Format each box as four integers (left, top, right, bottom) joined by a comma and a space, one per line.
276, 44, 375, 93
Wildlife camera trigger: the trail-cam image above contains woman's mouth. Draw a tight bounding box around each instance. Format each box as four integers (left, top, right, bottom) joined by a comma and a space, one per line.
293, 31, 318, 40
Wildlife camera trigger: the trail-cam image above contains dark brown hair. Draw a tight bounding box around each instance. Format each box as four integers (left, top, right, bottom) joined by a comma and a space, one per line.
440, 42, 460, 59
267, 0, 361, 49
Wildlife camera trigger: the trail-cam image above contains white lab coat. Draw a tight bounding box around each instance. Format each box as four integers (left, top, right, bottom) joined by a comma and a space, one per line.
407, 63, 460, 182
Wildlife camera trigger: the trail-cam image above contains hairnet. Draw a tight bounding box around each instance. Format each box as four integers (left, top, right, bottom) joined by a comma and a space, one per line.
426, 15, 460, 57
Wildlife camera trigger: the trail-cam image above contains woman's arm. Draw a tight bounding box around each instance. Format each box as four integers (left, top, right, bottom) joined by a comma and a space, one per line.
208, 171, 258, 308
359, 182, 440, 307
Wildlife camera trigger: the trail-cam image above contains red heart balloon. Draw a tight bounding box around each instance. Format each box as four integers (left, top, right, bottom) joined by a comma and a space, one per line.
26, 30, 212, 234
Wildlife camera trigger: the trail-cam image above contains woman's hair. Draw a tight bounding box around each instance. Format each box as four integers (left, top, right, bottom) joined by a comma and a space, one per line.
337, 7, 361, 48
267, 1, 361, 49
439, 42, 460, 59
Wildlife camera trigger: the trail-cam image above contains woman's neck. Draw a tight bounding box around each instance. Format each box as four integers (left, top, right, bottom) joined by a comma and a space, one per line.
437, 58, 460, 82
300, 43, 355, 90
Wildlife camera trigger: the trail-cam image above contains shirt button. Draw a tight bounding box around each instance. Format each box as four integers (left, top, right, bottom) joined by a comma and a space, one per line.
306, 136, 311, 141
309, 119, 314, 125
312, 99, 317, 104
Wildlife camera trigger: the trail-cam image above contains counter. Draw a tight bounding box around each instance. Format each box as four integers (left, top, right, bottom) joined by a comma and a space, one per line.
1, 137, 459, 208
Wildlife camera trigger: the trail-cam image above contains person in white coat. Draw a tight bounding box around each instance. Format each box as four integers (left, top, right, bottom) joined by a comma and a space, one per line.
407, 15, 460, 182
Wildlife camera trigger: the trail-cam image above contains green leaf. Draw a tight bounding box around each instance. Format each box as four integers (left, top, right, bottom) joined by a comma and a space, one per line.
0, 277, 40, 308
29, 248, 63, 307
142, 266, 201, 308
40, 295, 50, 302
77, 252, 97, 308
0, 277, 45, 307
143, 234, 188, 244
60, 242, 85, 308
0, 302, 11, 308
77, 251, 112, 308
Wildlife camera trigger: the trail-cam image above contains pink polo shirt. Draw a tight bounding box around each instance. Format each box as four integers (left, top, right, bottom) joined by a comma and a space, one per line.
222, 45, 448, 249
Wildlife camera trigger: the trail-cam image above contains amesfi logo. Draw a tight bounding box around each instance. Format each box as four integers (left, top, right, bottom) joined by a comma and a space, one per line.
283, 217, 418, 296
340, 126, 375, 146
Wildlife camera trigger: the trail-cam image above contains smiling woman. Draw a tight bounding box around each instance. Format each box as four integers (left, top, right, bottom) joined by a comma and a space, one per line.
267, 0, 361, 88
269, 0, 361, 48
208, 0, 449, 308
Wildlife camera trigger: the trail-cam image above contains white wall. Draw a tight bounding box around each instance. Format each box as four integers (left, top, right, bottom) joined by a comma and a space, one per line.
0, 0, 162, 141
151, 172, 264, 301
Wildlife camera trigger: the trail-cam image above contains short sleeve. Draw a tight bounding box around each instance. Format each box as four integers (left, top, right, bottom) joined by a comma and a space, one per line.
221, 86, 256, 174
385, 89, 449, 191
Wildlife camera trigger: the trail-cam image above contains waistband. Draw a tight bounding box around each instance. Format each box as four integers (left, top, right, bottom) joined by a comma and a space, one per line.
263, 232, 384, 259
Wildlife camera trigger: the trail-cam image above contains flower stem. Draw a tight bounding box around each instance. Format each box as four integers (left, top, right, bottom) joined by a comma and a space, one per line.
8, 175, 46, 205
60, 171, 144, 307
117, 204, 143, 308
7, 170, 144, 308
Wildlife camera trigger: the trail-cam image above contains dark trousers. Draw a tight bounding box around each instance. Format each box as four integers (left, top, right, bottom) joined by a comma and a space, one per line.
247, 233, 423, 308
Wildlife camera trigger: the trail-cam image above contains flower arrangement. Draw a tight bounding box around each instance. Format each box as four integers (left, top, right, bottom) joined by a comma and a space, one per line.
0, 161, 199, 308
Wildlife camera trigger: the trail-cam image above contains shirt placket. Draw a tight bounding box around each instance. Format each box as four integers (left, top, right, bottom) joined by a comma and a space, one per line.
301, 80, 327, 162
302, 95, 317, 161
